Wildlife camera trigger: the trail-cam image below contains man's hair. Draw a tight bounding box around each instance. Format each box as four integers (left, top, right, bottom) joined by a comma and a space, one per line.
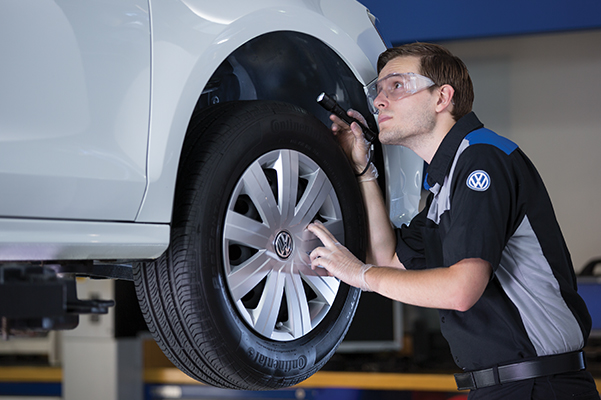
377, 43, 474, 121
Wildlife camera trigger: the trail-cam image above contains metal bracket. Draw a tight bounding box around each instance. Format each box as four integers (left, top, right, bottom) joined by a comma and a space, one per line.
0, 264, 115, 338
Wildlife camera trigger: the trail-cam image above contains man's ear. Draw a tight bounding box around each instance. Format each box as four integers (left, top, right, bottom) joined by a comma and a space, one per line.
436, 84, 455, 113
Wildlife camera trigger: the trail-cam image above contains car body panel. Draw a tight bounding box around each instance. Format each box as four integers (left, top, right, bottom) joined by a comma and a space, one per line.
0, 0, 392, 261
0, 0, 151, 221
137, 0, 385, 222
0, 218, 168, 260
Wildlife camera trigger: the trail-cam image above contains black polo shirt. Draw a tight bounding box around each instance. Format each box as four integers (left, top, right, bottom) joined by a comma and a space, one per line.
395, 112, 591, 371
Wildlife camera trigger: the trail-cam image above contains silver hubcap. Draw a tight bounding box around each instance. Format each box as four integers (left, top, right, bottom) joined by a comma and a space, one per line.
223, 149, 344, 341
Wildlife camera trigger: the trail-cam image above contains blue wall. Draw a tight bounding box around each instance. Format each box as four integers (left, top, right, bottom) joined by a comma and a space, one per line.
359, 0, 601, 45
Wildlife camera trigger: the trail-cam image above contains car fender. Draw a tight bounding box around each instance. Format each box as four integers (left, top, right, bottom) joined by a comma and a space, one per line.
136, 0, 386, 223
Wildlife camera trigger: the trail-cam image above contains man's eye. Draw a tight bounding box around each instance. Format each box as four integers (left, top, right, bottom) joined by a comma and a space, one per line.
392, 81, 404, 90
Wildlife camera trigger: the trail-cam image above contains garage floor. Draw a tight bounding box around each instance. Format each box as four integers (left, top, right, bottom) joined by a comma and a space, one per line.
2, 337, 601, 400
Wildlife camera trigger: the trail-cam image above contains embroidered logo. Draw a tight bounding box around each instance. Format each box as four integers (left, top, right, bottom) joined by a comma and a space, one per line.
466, 170, 490, 191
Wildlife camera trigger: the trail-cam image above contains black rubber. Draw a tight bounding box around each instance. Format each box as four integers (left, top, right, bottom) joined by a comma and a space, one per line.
133, 101, 366, 390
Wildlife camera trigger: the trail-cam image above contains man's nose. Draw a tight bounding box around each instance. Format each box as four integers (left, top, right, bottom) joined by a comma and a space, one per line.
374, 90, 388, 111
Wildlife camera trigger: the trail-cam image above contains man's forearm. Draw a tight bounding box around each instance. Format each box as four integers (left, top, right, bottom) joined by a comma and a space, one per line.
365, 258, 492, 311
358, 179, 399, 266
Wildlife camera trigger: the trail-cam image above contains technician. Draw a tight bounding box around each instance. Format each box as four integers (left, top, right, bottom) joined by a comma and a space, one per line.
308, 43, 599, 399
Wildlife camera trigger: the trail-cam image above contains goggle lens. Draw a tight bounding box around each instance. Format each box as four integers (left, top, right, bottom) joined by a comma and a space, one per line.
366, 72, 435, 114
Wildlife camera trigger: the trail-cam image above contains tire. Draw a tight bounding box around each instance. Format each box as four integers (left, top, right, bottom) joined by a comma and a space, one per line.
133, 101, 366, 390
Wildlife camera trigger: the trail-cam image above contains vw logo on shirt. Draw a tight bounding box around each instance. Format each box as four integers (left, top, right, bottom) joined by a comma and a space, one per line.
467, 170, 491, 191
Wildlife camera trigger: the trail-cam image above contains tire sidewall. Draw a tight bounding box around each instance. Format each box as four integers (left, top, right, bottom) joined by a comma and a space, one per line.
184, 102, 365, 384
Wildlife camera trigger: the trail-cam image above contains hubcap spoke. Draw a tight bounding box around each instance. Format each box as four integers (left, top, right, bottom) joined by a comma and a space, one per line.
274, 150, 299, 225
253, 271, 285, 337
224, 212, 272, 252
302, 274, 339, 306
241, 161, 280, 228
224, 149, 345, 341
284, 269, 313, 337
290, 169, 332, 227
227, 251, 273, 301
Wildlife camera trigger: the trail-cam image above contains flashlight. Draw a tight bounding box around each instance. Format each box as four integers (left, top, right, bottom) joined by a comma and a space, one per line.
316, 92, 376, 143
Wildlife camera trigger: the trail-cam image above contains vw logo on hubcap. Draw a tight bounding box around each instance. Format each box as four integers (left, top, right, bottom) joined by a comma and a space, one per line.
274, 231, 293, 259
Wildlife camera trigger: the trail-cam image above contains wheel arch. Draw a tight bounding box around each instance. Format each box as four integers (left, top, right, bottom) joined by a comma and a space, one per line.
137, 5, 385, 224
194, 31, 376, 129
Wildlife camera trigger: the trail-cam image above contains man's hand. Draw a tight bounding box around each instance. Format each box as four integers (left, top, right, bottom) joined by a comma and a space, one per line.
330, 110, 373, 175
307, 223, 491, 310
308, 221, 373, 291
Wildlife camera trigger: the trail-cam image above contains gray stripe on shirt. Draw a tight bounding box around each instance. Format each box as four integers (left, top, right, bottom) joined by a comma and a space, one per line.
497, 215, 584, 356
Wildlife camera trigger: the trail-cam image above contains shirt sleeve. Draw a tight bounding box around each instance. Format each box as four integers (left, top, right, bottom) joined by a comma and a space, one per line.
395, 198, 429, 270
441, 144, 519, 270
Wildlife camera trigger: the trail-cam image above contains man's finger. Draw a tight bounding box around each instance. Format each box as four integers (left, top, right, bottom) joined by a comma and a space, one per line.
347, 109, 367, 126
309, 248, 328, 269
349, 122, 366, 141
307, 222, 338, 246
309, 246, 324, 262
329, 113, 350, 128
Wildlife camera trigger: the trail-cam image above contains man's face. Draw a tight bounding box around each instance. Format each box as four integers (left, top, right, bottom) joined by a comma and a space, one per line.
374, 56, 437, 146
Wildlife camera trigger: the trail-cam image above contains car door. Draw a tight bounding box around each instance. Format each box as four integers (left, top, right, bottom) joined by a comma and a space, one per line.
0, 0, 150, 221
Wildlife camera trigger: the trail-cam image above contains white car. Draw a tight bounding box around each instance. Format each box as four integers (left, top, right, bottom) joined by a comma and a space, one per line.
0, 0, 421, 390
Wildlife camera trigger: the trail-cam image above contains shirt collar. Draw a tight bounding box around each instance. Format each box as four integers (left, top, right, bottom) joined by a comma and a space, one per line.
424, 112, 484, 191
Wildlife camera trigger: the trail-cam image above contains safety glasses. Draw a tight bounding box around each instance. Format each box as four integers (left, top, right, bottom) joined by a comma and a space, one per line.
366, 72, 435, 114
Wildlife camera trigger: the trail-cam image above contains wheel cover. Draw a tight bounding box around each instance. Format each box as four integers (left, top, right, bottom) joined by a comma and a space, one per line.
223, 149, 344, 341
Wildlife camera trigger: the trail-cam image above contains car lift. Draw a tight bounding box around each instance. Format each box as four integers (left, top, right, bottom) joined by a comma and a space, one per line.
0, 263, 119, 339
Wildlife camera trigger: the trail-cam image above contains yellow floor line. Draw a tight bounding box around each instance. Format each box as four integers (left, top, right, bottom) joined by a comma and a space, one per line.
1, 366, 600, 393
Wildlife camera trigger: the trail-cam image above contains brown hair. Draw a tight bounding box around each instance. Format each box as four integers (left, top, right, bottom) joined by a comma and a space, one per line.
377, 43, 474, 121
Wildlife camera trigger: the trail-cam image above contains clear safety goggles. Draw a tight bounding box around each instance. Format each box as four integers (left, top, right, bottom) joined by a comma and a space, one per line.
366, 72, 435, 114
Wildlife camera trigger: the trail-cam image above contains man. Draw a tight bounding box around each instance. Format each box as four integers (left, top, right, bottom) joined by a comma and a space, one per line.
308, 43, 598, 399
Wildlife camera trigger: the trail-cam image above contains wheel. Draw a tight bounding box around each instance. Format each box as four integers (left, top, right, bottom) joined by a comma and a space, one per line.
133, 101, 366, 390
